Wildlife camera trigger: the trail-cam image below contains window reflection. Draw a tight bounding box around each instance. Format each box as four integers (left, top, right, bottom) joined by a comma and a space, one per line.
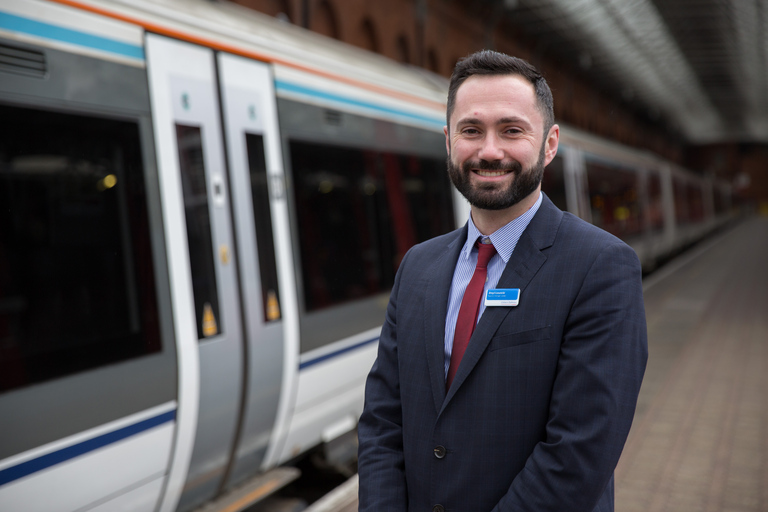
289, 140, 453, 312
245, 133, 281, 322
647, 172, 664, 232
176, 124, 222, 340
0, 104, 161, 392
585, 157, 644, 238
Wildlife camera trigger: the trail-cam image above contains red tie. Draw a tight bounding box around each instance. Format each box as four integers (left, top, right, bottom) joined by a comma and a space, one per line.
447, 240, 497, 390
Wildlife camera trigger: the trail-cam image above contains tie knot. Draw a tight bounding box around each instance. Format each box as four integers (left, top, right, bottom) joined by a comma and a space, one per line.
475, 240, 496, 268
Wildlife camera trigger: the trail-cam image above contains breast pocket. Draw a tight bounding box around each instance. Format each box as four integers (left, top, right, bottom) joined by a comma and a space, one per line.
488, 325, 551, 351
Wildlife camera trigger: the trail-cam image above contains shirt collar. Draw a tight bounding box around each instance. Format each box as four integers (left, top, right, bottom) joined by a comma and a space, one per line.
462, 191, 543, 263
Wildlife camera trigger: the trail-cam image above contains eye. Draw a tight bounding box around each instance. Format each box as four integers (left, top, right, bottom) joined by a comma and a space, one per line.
461, 127, 480, 135
504, 127, 522, 135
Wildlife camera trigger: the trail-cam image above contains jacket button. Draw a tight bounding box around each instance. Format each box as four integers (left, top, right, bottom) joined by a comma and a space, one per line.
433, 505, 445, 512
433, 445, 446, 459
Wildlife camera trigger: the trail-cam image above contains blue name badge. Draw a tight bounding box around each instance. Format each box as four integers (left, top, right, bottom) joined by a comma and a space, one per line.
485, 288, 520, 307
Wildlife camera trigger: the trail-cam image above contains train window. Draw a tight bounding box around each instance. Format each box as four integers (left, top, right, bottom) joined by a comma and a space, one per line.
714, 187, 729, 215
245, 133, 281, 322
289, 140, 454, 312
687, 182, 705, 221
647, 172, 664, 232
673, 177, 690, 225
585, 157, 644, 239
0, 104, 161, 392
542, 154, 567, 211
176, 124, 222, 339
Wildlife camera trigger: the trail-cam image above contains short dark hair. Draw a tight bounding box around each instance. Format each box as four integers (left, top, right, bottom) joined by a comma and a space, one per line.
447, 50, 554, 135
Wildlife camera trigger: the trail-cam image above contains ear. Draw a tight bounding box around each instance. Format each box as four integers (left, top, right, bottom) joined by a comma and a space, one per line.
543, 124, 560, 166
444, 125, 451, 156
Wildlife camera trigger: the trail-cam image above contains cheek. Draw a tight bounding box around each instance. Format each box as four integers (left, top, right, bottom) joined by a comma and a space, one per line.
450, 140, 475, 161
506, 142, 538, 163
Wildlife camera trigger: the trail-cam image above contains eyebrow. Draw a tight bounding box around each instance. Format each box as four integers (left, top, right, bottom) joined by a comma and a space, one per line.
498, 116, 530, 126
456, 116, 532, 128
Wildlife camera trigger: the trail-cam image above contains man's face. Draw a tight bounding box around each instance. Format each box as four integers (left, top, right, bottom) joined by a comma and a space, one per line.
444, 74, 558, 211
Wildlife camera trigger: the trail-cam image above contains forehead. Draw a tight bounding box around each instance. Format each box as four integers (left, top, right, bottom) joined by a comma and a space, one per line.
451, 74, 541, 126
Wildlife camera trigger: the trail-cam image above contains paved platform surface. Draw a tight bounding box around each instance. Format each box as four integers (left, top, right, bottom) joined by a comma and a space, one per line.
307, 217, 768, 512
616, 217, 768, 512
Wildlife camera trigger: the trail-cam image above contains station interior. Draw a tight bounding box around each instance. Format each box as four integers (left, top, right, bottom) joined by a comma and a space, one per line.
239, 1, 767, 510
1, 1, 767, 512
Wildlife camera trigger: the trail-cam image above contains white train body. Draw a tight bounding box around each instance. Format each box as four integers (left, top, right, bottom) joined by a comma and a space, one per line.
0, 1, 732, 511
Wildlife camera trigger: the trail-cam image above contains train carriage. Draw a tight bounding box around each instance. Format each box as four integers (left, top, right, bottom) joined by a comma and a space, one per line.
0, 1, 733, 511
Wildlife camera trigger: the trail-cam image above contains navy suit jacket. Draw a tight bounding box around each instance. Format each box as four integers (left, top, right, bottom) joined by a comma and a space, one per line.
358, 195, 648, 512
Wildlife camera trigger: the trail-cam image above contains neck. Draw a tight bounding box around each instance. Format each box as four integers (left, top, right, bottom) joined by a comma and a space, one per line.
471, 189, 540, 235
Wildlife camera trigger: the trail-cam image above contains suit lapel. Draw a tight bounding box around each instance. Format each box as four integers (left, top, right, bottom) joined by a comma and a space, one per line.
441, 196, 563, 410
424, 225, 467, 414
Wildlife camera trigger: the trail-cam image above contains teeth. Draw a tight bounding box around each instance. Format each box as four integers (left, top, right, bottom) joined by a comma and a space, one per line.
475, 170, 509, 177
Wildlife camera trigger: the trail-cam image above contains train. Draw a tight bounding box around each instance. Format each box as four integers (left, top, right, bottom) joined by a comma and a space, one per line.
0, 1, 735, 511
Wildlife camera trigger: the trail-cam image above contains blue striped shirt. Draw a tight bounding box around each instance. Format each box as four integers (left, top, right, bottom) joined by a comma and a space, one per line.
443, 192, 543, 377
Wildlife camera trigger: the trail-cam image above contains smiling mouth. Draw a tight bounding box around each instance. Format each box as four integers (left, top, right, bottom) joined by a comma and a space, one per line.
474, 169, 512, 177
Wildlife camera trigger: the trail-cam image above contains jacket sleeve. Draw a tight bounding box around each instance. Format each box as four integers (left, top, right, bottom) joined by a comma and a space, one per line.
357, 249, 411, 511
493, 241, 648, 512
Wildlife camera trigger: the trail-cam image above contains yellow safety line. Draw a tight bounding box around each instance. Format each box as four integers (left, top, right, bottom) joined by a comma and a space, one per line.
218, 479, 282, 512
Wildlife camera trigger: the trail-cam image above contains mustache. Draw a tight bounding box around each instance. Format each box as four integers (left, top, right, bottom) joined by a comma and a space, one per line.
462, 159, 522, 173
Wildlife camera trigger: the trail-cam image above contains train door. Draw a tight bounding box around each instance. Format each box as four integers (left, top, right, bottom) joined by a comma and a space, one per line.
216, 53, 296, 488
562, 146, 592, 221
145, 35, 244, 512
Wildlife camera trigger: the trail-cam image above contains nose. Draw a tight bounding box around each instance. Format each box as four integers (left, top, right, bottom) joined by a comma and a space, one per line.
477, 133, 504, 162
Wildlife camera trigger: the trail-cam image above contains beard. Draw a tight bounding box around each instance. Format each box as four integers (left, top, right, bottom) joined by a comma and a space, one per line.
447, 143, 546, 211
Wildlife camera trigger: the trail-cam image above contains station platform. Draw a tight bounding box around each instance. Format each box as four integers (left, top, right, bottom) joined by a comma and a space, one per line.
304, 216, 768, 512
616, 217, 768, 512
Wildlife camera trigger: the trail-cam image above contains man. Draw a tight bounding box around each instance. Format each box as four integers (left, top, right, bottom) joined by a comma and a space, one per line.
357, 50, 648, 512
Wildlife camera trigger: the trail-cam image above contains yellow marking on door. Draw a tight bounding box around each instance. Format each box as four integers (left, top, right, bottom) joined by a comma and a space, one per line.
220, 244, 230, 265
202, 302, 218, 337
266, 290, 280, 321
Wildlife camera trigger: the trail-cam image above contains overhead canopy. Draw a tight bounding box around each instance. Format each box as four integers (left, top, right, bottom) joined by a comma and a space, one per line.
502, 0, 768, 145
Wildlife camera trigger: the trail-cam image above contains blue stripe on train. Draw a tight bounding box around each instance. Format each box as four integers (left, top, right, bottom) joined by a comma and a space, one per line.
275, 80, 444, 129
0, 11, 145, 61
0, 410, 176, 487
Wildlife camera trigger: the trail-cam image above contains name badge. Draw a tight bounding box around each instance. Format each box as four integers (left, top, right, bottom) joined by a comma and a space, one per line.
485, 288, 520, 307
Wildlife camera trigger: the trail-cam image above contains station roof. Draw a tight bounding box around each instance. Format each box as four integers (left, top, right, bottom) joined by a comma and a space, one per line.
501, 0, 768, 145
